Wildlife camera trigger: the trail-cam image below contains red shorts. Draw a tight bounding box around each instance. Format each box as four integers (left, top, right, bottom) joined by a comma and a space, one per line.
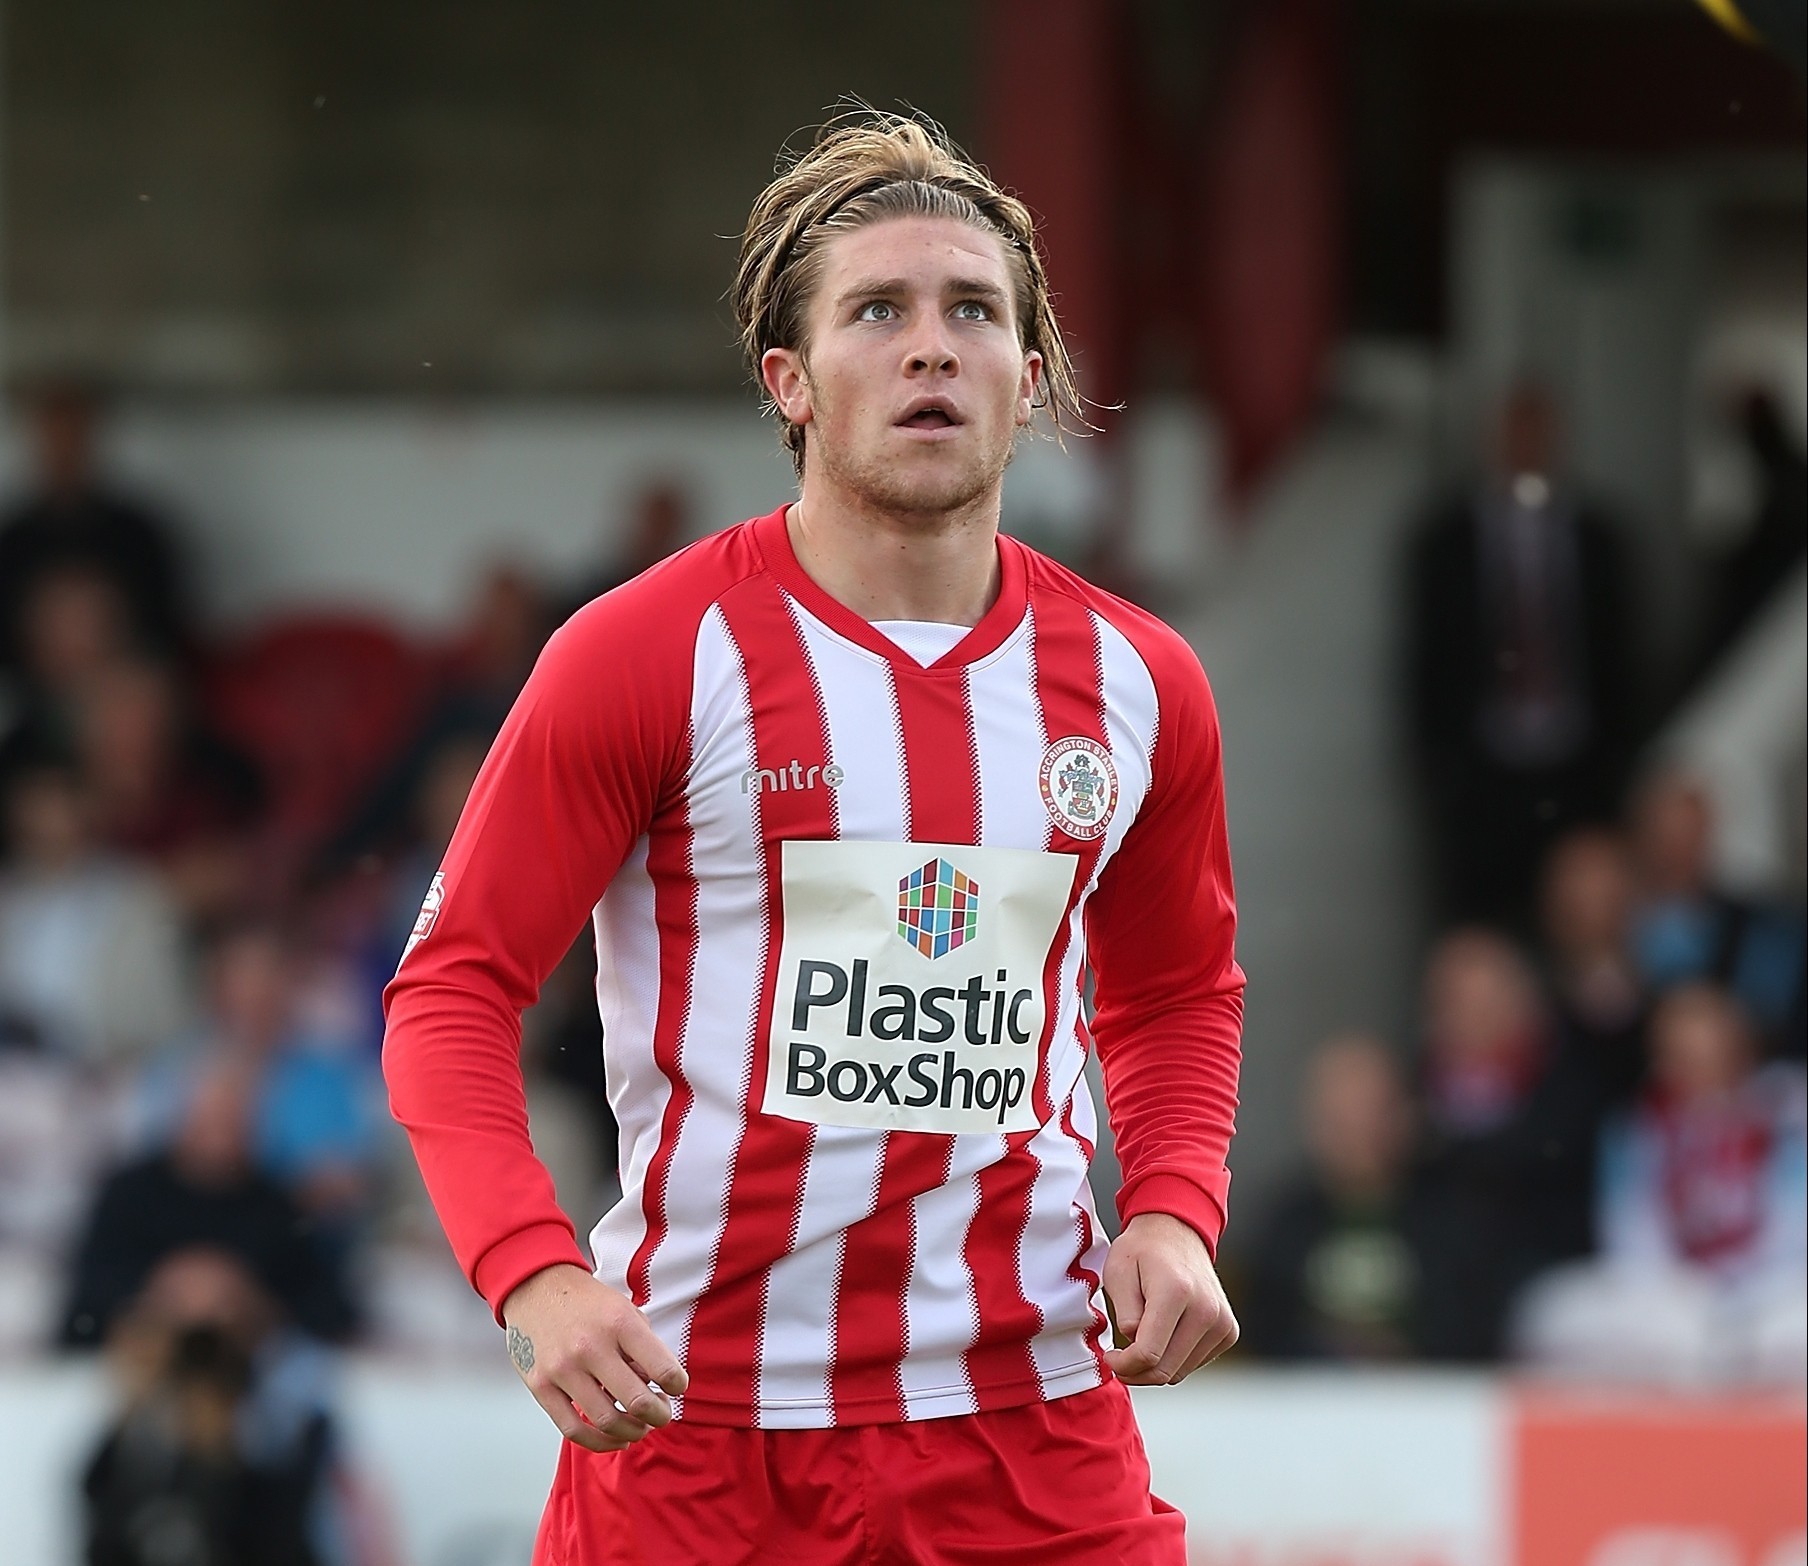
531, 1379, 1186, 1566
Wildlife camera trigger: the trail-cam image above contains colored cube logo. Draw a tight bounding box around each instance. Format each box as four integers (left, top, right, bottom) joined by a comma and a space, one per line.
897, 858, 979, 960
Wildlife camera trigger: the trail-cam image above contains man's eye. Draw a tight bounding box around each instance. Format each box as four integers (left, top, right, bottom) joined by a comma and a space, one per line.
954, 301, 991, 321
857, 301, 897, 322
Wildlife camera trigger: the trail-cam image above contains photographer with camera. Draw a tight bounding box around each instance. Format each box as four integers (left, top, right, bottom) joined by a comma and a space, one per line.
81, 1247, 350, 1566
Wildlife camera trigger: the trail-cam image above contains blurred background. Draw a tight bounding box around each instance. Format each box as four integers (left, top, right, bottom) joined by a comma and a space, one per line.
0, 2, 1802, 1563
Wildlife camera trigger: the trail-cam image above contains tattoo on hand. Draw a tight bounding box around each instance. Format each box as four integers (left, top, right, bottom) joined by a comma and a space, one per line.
508, 1325, 535, 1374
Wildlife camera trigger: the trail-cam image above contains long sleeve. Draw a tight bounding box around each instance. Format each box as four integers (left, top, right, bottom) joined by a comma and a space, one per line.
1084, 637, 1245, 1255
381, 585, 694, 1320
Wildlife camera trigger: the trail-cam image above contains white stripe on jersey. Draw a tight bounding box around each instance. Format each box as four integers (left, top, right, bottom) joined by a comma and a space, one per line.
969, 617, 1050, 856
751, 603, 906, 1416
589, 834, 664, 1280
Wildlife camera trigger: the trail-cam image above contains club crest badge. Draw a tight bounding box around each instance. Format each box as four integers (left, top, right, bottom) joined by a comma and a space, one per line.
1038, 737, 1118, 842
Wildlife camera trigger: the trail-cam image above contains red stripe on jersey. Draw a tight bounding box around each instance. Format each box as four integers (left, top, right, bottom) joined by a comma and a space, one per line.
827, 664, 977, 1423
683, 581, 836, 1420
962, 589, 1109, 1404
623, 751, 699, 1308
1060, 1091, 1110, 1369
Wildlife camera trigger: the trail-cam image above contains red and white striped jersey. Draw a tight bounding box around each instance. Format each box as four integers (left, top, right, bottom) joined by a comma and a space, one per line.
383, 505, 1244, 1429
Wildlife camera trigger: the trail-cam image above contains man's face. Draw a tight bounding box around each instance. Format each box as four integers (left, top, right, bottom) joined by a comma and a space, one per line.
767, 215, 1042, 519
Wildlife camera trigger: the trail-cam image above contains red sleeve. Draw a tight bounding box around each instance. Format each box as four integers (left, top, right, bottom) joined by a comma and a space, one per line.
381, 557, 716, 1320
1083, 628, 1245, 1257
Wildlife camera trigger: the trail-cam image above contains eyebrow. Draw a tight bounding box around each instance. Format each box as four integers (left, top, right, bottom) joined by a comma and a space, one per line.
834, 276, 1011, 310
947, 277, 1010, 308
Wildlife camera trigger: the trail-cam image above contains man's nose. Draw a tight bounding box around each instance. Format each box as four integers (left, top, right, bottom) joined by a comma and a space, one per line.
904, 321, 959, 375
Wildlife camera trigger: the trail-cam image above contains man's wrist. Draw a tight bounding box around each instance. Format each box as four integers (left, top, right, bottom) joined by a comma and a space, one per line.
500, 1260, 595, 1324
476, 1223, 592, 1325
1116, 1172, 1225, 1258
1122, 1211, 1194, 1237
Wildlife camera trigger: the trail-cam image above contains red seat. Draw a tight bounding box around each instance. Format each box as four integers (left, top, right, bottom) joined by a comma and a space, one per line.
205, 614, 433, 854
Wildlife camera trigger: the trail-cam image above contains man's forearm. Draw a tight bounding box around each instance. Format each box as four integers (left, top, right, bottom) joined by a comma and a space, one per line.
1096, 982, 1244, 1256
383, 975, 589, 1317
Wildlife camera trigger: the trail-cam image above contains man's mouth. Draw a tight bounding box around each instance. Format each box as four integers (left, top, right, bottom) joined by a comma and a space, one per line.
897, 398, 962, 431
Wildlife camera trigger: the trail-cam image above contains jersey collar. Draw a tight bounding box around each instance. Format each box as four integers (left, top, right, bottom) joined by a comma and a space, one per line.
751, 504, 1029, 675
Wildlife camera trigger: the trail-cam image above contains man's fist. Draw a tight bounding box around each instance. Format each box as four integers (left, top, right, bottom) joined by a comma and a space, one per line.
1101, 1212, 1238, 1385
501, 1264, 690, 1452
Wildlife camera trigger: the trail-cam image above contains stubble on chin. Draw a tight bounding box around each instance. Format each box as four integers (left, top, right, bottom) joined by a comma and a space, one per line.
811, 422, 1017, 522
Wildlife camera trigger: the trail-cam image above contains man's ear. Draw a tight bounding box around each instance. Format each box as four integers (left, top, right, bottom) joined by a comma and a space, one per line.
762, 347, 814, 428
1016, 350, 1044, 428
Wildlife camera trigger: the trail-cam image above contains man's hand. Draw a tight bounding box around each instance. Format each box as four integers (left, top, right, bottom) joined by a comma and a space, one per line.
501, 1264, 690, 1453
1101, 1212, 1238, 1385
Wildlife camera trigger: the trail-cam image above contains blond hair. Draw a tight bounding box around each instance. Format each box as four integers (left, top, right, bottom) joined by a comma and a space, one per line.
732, 110, 1085, 478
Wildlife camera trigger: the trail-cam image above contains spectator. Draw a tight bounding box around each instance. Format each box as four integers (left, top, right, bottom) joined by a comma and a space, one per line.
320, 562, 547, 879
0, 1051, 112, 1268
362, 729, 489, 990
1420, 928, 1551, 1139
1238, 1033, 1500, 1361
14, 562, 134, 694
1537, 826, 1648, 1108
71, 655, 265, 917
0, 564, 138, 792
0, 754, 190, 1066
303, 720, 490, 1052
82, 1247, 361, 1566
1405, 382, 1635, 927
557, 479, 690, 623
1512, 983, 1807, 1384
1629, 769, 1806, 1058
61, 1055, 357, 1347
1610, 986, 1805, 1272
440, 561, 551, 698
140, 919, 383, 1242
1417, 928, 1600, 1281
0, 379, 192, 679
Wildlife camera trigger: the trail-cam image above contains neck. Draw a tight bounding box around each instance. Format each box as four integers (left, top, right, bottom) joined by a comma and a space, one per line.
786, 478, 1001, 627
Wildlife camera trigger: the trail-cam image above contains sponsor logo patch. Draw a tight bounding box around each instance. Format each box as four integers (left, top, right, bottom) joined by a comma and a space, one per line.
400, 871, 446, 965
897, 857, 979, 960
1038, 737, 1118, 842
765, 839, 1078, 1134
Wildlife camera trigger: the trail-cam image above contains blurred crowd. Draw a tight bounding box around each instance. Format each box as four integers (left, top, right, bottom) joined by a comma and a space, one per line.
0, 374, 1801, 1560
0, 385, 686, 1563
1230, 382, 1807, 1383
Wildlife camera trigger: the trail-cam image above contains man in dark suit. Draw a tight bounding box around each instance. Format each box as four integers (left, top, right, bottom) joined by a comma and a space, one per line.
1406, 384, 1636, 928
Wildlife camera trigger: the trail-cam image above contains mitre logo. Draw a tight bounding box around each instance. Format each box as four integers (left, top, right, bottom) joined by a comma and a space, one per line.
742, 759, 844, 795
764, 839, 1078, 1135
897, 858, 979, 960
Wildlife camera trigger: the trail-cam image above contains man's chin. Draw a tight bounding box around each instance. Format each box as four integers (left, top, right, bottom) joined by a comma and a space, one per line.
844, 452, 1005, 520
